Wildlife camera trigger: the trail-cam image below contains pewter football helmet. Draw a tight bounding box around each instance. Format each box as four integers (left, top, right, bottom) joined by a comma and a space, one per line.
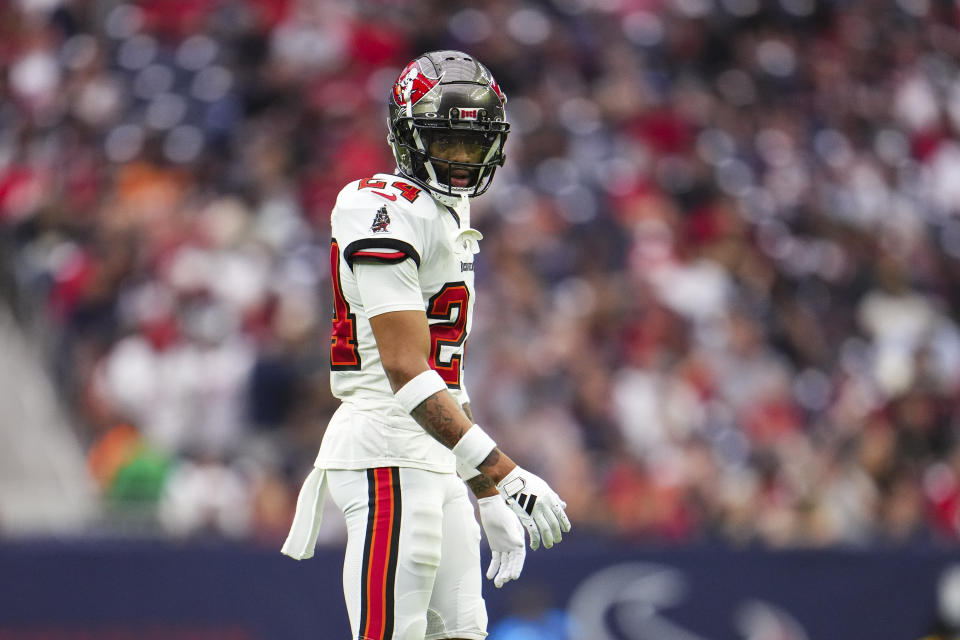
388, 50, 509, 198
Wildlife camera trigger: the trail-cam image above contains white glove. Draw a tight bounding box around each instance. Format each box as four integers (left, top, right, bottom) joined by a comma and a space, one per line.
496, 465, 571, 551
477, 496, 526, 588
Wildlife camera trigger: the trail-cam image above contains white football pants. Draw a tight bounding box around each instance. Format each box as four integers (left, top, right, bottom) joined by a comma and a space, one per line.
326, 467, 488, 640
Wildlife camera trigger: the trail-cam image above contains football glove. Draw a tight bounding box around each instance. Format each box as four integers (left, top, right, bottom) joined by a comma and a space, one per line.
477, 495, 526, 588
496, 465, 571, 550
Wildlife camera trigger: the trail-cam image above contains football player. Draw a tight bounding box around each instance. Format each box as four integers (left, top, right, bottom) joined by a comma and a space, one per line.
282, 50, 571, 640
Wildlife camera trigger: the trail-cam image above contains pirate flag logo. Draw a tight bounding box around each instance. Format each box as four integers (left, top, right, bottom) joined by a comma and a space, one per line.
371, 205, 390, 233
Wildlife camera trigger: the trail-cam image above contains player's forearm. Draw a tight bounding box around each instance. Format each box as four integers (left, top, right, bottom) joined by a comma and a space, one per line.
459, 403, 499, 497
408, 393, 516, 487
465, 473, 498, 497
370, 311, 506, 471
477, 447, 515, 483
459, 401, 516, 484
410, 389, 475, 450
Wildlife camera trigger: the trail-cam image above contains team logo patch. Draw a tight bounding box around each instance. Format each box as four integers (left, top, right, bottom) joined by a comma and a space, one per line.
371, 205, 391, 233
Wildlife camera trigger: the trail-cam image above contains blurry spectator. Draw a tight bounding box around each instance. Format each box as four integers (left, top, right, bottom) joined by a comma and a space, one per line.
2, 0, 960, 548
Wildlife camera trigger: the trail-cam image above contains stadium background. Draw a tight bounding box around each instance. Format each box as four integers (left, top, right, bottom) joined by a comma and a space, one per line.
2, 0, 960, 637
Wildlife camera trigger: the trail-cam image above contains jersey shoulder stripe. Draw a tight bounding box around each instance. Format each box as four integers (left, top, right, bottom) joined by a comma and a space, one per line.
352, 250, 407, 261
344, 237, 421, 268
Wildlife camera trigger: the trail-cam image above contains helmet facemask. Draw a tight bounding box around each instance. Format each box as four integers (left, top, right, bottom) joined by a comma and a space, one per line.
391, 117, 508, 198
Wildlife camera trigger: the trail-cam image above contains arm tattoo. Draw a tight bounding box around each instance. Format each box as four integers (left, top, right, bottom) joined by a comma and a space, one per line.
466, 473, 496, 495
479, 448, 501, 470
410, 391, 466, 448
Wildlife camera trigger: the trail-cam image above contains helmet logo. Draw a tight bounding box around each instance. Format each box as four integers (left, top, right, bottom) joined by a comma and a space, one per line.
454, 107, 480, 120
489, 78, 507, 105
392, 60, 440, 107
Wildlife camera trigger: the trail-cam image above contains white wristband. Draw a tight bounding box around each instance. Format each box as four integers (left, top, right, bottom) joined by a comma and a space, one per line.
456, 458, 482, 480
395, 369, 447, 414
451, 424, 497, 470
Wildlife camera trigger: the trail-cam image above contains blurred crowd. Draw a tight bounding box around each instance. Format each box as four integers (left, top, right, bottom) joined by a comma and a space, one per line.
2, 0, 960, 548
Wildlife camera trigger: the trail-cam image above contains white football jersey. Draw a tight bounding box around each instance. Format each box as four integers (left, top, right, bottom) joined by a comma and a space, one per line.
315, 173, 480, 473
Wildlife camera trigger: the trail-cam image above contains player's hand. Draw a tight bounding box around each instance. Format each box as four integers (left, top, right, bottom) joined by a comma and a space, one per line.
496, 466, 571, 551
477, 496, 526, 588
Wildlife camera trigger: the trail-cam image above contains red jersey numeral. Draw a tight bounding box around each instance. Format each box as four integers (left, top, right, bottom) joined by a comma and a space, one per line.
427, 283, 470, 388
358, 178, 387, 190
330, 240, 361, 370
358, 178, 421, 203
391, 181, 421, 203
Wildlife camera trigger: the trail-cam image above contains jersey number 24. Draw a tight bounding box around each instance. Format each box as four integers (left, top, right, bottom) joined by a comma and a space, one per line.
330, 241, 469, 389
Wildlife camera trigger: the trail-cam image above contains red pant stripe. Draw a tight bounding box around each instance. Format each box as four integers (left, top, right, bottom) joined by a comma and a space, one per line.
360, 468, 400, 640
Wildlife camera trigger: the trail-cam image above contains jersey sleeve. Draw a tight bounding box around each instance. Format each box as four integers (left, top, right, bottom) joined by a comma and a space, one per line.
331, 184, 423, 270
354, 258, 425, 318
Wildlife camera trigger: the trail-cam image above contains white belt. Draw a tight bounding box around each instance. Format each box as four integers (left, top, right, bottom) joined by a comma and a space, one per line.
281, 467, 328, 560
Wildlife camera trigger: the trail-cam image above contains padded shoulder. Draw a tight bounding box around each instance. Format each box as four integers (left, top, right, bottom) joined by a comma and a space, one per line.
336, 174, 437, 220
332, 174, 436, 269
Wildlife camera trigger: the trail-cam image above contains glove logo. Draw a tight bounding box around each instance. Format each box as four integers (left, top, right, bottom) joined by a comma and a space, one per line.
514, 492, 538, 516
